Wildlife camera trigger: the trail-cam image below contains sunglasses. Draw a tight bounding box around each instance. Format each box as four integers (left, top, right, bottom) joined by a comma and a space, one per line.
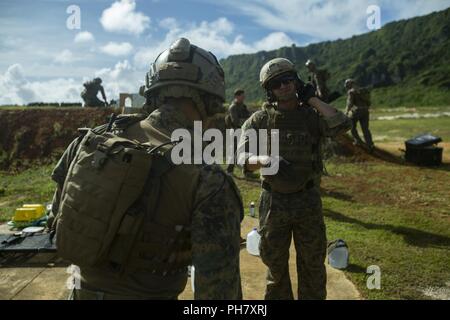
268, 75, 296, 90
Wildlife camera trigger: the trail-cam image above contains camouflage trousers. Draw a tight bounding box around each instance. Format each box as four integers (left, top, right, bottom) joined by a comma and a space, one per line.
258, 186, 327, 300
350, 108, 373, 147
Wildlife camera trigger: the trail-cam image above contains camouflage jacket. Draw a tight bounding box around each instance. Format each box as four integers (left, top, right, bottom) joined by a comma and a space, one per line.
50, 105, 243, 300
346, 87, 371, 112
311, 69, 330, 100
81, 81, 106, 100
228, 101, 250, 129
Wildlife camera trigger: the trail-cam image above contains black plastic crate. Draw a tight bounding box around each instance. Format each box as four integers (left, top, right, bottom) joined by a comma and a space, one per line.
404, 134, 443, 166
405, 145, 443, 166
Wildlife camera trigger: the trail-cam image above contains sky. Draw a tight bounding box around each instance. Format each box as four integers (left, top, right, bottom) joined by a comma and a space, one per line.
0, 0, 449, 105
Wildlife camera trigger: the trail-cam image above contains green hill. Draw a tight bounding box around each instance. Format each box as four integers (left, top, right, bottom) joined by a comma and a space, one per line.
220, 8, 450, 108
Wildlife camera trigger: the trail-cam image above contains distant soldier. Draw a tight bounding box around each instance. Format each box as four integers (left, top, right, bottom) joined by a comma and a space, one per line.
345, 79, 374, 152
81, 77, 108, 107
225, 89, 250, 174
305, 59, 331, 102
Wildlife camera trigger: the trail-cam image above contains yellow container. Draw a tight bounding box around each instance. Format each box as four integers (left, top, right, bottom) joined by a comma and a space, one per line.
13, 208, 39, 222
22, 204, 46, 217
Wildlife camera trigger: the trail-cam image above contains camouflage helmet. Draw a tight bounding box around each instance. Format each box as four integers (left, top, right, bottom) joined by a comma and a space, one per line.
94, 77, 102, 84
144, 38, 225, 101
259, 58, 297, 88
344, 78, 355, 89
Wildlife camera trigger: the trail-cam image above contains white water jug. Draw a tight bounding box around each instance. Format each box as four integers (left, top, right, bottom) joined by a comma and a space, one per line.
246, 227, 261, 256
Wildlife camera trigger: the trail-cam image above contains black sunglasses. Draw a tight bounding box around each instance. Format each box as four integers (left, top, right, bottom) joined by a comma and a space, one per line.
268, 75, 296, 90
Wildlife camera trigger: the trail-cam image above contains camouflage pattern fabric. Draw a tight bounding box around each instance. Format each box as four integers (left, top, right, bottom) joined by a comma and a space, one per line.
228, 101, 250, 129
311, 69, 330, 102
238, 103, 350, 300
349, 108, 374, 147
346, 89, 374, 147
81, 81, 106, 107
226, 101, 250, 173
50, 104, 243, 300
258, 187, 327, 300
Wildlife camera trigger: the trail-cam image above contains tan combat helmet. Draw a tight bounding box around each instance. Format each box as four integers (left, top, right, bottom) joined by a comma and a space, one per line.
259, 58, 297, 88
344, 78, 355, 89
144, 38, 225, 102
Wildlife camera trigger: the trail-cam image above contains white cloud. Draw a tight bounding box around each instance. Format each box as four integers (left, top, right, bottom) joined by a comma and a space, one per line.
134, 17, 295, 67
159, 17, 178, 30
0, 61, 145, 105
94, 60, 143, 98
74, 31, 95, 43
54, 49, 77, 64
100, 42, 134, 56
100, 0, 150, 35
253, 32, 295, 51
215, 0, 450, 41
0, 64, 82, 105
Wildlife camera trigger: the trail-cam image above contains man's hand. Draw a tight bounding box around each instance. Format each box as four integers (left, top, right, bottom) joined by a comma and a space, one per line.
297, 82, 316, 104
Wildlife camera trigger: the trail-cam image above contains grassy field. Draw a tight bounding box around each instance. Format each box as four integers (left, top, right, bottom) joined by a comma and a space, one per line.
0, 108, 449, 299
233, 157, 450, 300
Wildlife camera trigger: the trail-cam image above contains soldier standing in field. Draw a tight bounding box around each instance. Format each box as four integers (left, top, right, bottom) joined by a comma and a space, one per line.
225, 89, 250, 175
238, 58, 350, 300
305, 59, 331, 103
81, 77, 108, 107
345, 78, 374, 152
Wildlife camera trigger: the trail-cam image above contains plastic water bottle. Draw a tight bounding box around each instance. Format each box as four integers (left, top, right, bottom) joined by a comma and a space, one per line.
190, 265, 195, 293
328, 240, 349, 269
249, 201, 256, 217
246, 228, 261, 256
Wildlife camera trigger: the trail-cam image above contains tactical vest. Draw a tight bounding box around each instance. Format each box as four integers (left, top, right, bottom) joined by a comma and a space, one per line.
55, 114, 197, 276
263, 105, 323, 193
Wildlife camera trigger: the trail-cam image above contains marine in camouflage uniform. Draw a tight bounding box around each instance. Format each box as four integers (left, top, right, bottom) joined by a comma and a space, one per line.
238, 58, 350, 300
226, 89, 250, 174
81, 77, 107, 107
305, 59, 331, 103
345, 79, 374, 150
50, 38, 243, 300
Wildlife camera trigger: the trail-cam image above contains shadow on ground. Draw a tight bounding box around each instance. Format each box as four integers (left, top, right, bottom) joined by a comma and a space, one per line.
324, 208, 450, 249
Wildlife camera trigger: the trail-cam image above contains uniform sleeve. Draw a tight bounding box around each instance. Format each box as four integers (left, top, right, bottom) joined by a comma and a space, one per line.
316, 71, 327, 92
191, 166, 243, 300
48, 135, 83, 228
346, 90, 354, 112
229, 103, 240, 128
243, 104, 250, 119
100, 85, 107, 101
319, 109, 351, 138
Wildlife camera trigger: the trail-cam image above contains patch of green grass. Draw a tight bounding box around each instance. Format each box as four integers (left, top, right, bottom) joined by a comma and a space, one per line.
231, 158, 450, 299
370, 116, 450, 143
1, 157, 448, 299
0, 164, 56, 221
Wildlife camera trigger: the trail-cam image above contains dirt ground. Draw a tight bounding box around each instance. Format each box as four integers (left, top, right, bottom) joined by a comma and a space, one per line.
0, 217, 360, 300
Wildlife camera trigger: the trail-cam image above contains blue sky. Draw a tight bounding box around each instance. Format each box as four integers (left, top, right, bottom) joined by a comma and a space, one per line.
1, 0, 449, 104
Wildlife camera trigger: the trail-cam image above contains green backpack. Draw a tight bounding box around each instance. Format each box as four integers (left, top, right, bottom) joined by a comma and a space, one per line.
54, 116, 178, 270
